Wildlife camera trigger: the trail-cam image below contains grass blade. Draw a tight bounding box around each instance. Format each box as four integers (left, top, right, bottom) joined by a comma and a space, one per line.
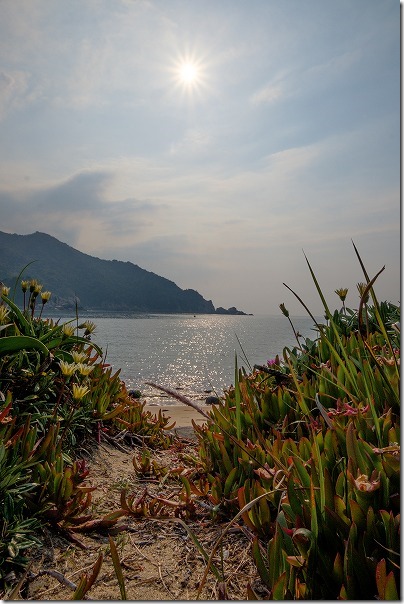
109, 536, 128, 600
234, 354, 242, 440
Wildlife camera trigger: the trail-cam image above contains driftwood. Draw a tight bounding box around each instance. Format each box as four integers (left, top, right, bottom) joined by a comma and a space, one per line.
144, 382, 211, 421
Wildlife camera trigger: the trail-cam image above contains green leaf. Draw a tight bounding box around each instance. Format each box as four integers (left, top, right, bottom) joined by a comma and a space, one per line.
349, 498, 366, 529
234, 355, 242, 440
323, 468, 334, 511
71, 576, 88, 600
219, 442, 234, 475
1, 294, 34, 335
384, 572, 399, 600
85, 552, 104, 593
0, 335, 50, 357
286, 479, 301, 519
352, 241, 399, 368
311, 432, 325, 516
272, 570, 287, 599
252, 536, 270, 584
224, 466, 238, 497
109, 537, 127, 600
375, 559, 387, 599
332, 552, 343, 585
292, 457, 311, 490
267, 526, 285, 590
346, 423, 368, 474
310, 480, 318, 539
58, 335, 102, 356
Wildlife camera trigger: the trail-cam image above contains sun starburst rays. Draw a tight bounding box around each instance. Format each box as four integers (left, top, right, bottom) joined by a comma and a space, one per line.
168, 52, 211, 100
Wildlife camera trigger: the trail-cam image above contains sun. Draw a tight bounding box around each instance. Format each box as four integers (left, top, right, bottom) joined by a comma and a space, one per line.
178, 62, 199, 86
168, 51, 211, 100
166, 49, 212, 103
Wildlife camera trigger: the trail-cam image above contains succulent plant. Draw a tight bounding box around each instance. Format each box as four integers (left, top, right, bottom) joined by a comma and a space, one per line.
194, 247, 400, 599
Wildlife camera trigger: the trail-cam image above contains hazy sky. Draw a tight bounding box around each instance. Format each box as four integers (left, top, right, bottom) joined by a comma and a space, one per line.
0, 0, 400, 315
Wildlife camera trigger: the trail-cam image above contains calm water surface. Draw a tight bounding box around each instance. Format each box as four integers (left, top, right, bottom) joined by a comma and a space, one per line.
56, 313, 319, 404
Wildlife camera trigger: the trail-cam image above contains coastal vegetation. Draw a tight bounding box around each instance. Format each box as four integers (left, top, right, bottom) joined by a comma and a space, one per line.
193, 253, 400, 599
0, 280, 175, 595
0, 245, 400, 599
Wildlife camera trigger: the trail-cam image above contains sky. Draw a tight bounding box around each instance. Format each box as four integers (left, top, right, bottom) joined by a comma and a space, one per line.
0, 0, 400, 316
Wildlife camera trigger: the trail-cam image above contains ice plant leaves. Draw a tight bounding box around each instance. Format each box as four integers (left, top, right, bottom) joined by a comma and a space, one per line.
195, 248, 399, 599
71, 552, 103, 600
0, 335, 50, 357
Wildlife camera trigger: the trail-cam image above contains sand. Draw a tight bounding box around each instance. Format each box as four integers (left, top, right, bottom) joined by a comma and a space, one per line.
24, 435, 256, 600
144, 403, 210, 428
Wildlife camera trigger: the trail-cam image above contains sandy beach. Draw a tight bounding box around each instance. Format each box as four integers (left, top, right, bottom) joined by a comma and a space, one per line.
144, 403, 210, 428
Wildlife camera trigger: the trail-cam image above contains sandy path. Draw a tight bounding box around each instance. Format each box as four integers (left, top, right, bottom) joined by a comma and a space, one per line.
20, 409, 258, 601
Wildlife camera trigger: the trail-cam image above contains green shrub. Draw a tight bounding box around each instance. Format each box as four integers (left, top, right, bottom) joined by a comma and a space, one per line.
194, 249, 400, 599
0, 279, 174, 590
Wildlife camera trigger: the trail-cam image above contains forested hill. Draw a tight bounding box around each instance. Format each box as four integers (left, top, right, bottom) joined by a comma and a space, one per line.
0, 231, 248, 314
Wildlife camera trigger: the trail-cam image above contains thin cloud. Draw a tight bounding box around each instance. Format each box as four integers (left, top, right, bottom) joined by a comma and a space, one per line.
0, 70, 30, 120
0, 170, 163, 251
250, 83, 284, 106
169, 129, 212, 157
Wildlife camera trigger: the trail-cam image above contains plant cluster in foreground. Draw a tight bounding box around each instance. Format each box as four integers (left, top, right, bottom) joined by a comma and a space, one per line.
191, 247, 399, 599
0, 244, 400, 600
0, 279, 174, 590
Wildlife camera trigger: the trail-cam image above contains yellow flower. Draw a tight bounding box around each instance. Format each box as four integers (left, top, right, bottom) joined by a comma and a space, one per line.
0, 306, 10, 324
62, 324, 75, 337
29, 279, 38, 292
77, 363, 94, 376
21, 280, 29, 293
71, 351, 87, 363
41, 291, 51, 304
335, 288, 348, 302
59, 361, 77, 376
72, 384, 90, 400
81, 320, 96, 335
32, 283, 43, 298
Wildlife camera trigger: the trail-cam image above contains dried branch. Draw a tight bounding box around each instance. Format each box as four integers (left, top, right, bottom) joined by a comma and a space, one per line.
145, 382, 211, 420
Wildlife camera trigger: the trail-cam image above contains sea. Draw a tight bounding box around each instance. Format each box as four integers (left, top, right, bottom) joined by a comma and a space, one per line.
53, 312, 320, 406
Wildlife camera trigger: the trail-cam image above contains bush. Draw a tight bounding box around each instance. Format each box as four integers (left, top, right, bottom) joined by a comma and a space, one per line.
194, 249, 400, 599
0, 279, 174, 589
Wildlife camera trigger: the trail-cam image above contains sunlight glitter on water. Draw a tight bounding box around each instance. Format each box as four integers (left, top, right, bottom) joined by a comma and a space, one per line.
54, 313, 319, 405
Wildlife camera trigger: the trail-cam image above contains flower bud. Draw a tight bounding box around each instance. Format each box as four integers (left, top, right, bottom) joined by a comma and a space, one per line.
335, 288, 348, 302
357, 282, 369, 304
41, 291, 51, 304
29, 279, 38, 293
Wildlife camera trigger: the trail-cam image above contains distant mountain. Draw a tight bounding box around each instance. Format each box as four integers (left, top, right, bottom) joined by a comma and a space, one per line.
0, 231, 249, 315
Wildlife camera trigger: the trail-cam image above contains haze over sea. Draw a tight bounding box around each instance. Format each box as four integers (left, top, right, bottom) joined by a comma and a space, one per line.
55, 313, 320, 405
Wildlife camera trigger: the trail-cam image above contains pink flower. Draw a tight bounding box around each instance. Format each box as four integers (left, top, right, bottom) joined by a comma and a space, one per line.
327, 398, 369, 417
